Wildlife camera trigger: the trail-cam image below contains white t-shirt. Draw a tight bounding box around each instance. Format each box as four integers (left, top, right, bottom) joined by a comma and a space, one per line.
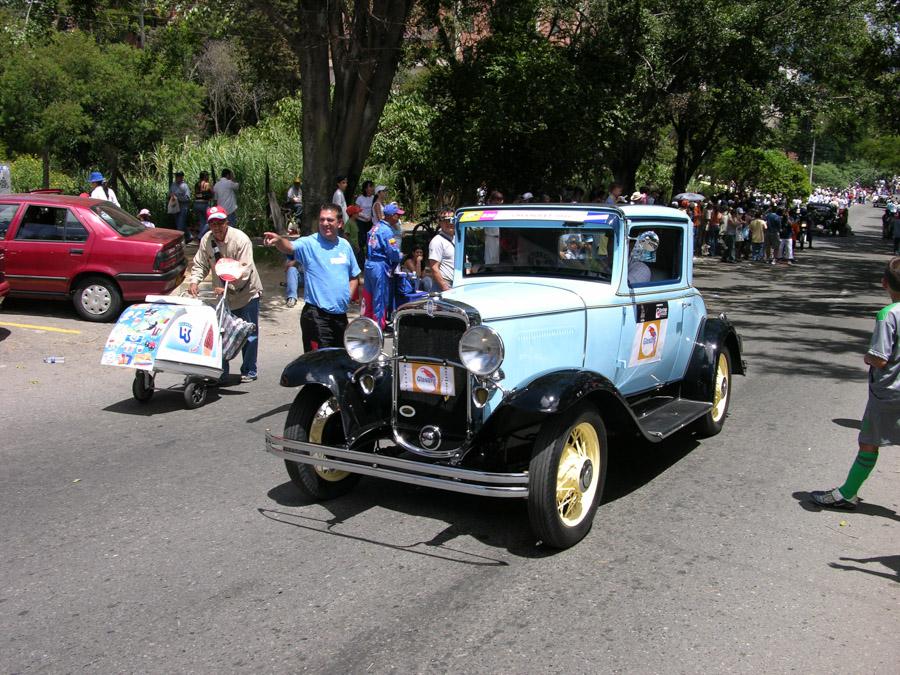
213, 178, 240, 215
332, 188, 348, 223
428, 232, 455, 287
628, 260, 651, 285
355, 195, 374, 222
90, 185, 120, 207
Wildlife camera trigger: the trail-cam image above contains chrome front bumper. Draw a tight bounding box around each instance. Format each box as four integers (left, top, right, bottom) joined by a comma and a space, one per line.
265, 431, 529, 498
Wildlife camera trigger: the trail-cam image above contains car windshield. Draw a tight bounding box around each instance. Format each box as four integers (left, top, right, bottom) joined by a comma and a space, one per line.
463, 221, 616, 281
91, 204, 146, 236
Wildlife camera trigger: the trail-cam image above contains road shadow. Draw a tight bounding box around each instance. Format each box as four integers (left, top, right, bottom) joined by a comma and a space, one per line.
262, 479, 540, 561
0, 297, 84, 322
832, 418, 862, 430
791, 491, 900, 522
261, 429, 705, 560
0, 327, 10, 342
695, 216, 892, 381
246, 402, 292, 424
828, 555, 899, 583
603, 431, 700, 503
102, 385, 246, 415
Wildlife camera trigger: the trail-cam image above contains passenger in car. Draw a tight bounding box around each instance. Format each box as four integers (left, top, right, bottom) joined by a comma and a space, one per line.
628, 231, 659, 285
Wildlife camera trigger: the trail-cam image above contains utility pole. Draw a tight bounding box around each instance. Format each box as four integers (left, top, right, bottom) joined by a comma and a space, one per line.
809, 135, 816, 186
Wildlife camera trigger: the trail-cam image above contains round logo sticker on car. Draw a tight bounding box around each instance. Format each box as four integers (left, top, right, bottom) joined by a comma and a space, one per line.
640, 323, 658, 358
414, 365, 438, 393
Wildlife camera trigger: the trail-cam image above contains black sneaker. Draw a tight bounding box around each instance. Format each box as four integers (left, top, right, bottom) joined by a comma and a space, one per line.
810, 488, 858, 511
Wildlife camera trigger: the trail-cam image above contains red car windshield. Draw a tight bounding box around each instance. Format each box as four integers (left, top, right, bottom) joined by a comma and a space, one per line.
90, 204, 146, 236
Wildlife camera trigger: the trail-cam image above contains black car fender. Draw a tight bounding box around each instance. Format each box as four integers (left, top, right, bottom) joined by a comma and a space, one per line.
280, 348, 392, 440
681, 316, 746, 403
477, 369, 642, 445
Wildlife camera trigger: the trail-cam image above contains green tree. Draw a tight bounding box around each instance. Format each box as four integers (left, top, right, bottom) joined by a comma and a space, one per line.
0, 29, 202, 184
856, 136, 900, 176
711, 147, 810, 198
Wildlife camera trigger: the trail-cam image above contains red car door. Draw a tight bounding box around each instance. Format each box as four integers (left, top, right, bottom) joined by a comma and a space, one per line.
5, 204, 93, 295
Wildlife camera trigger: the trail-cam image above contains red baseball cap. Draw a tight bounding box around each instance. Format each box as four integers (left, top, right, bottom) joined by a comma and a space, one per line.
207, 205, 228, 221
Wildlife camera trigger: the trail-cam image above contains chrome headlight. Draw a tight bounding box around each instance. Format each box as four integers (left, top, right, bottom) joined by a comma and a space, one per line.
344, 317, 383, 363
459, 325, 504, 376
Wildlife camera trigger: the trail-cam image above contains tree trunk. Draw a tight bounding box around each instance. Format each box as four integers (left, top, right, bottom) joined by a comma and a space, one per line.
671, 126, 690, 198
261, 0, 416, 232
607, 135, 649, 197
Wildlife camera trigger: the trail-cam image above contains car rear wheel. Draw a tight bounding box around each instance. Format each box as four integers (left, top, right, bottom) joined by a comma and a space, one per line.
73, 275, 122, 322
284, 386, 360, 500
694, 348, 732, 438
527, 404, 607, 549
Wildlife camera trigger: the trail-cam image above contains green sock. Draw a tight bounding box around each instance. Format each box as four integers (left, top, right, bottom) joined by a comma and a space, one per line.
838, 451, 878, 500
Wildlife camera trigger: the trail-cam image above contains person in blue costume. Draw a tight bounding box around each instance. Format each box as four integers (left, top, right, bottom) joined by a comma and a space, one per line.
362, 202, 403, 329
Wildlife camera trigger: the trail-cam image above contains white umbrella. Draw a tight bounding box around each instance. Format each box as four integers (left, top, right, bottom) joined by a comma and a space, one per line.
673, 192, 705, 202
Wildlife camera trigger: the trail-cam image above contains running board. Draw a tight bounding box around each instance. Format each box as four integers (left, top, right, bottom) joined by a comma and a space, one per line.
634, 398, 712, 440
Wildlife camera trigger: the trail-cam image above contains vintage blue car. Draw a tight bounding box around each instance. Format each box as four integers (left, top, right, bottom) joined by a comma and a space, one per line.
265, 204, 744, 549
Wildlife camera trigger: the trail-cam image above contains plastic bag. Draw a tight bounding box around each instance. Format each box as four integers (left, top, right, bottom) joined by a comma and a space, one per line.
220, 306, 256, 360
166, 194, 180, 214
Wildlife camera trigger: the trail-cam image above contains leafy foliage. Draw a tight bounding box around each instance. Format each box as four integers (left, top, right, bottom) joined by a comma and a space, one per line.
0, 29, 202, 175
711, 147, 811, 198
7, 154, 81, 193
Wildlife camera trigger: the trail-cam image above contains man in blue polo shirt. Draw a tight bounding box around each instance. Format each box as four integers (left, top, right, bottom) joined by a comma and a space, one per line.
264, 203, 361, 352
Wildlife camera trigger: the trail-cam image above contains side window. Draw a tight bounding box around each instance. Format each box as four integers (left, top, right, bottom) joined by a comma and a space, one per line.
628, 225, 683, 286
65, 211, 89, 242
15, 205, 66, 241
0, 203, 19, 237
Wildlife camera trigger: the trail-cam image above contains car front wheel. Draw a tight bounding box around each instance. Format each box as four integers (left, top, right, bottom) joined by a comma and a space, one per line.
73, 276, 122, 322
284, 386, 360, 500
527, 404, 608, 549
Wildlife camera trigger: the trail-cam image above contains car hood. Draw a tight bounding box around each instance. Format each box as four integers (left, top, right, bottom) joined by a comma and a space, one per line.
443, 280, 585, 320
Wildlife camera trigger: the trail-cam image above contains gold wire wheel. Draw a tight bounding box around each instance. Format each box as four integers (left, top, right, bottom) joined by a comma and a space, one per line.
556, 422, 602, 527
309, 397, 350, 482
711, 353, 730, 422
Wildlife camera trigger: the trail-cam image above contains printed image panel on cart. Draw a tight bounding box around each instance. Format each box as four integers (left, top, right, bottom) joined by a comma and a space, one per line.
154, 304, 222, 378
100, 303, 182, 371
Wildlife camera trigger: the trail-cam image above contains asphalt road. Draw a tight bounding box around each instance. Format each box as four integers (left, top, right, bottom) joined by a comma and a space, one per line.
1, 205, 898, 673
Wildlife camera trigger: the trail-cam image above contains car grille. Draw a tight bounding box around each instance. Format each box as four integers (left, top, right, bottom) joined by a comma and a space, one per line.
394, 313, 469, 450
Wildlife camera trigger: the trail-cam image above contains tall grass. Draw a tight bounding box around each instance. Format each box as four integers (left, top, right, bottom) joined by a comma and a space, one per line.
126, 98, 303, 235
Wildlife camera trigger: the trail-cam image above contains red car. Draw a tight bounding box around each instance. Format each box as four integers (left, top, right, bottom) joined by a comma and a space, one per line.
0, 194, 186, 321
0, 246, 9, 307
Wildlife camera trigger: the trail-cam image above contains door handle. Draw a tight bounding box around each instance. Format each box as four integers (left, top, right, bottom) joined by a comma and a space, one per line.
69, 248, 84, 255
682, 299, 693, 307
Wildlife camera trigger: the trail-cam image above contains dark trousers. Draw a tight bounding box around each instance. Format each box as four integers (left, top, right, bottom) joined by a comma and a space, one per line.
300, 303, 348, 353
721, 234, 736, 262
356, 220, 371, 259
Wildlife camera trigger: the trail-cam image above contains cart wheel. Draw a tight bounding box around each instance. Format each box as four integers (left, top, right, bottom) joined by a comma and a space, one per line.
184, 381, 207, 409
132, 371, 154, 403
